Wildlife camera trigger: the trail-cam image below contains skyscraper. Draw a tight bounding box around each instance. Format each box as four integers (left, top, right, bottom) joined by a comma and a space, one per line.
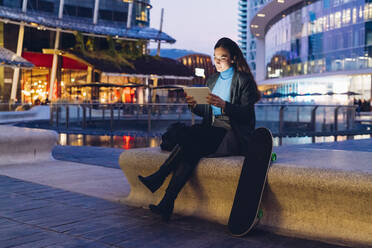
238, 0, 270, 77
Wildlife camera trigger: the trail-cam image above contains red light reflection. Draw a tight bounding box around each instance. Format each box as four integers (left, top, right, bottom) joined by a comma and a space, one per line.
122, 135, 134, 150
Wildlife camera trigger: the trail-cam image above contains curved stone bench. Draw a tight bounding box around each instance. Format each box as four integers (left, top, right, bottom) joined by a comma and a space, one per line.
119, 147, 243, 224
0, 125, 58, 165
119, 147, 372, 247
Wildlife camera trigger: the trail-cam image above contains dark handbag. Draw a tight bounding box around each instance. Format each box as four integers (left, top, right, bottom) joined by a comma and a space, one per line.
160, 122, 187, 151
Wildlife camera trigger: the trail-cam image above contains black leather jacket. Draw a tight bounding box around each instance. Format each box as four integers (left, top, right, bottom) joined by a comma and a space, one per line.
191, 70, 259, 152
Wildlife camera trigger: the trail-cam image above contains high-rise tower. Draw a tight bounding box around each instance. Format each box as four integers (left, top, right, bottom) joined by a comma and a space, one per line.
238, 0, 248, 58
239, 0, 270, 77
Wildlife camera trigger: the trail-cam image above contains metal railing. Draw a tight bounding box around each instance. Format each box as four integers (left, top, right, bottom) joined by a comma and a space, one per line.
49, 103, 358, 136
50, 103, 196, 133
255, 104, 357, 136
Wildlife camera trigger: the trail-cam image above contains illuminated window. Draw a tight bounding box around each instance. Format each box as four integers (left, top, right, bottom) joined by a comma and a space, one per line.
317, 18, 323, 33
323, 16, 328, 31
196, 56, 200, 65
364, 4, 368, 21
183, 58, 187, 65
353, 8, 357, 24
335, 11, 341, 28
342, 9, 346, 24
135, 3, 148, 22
329, 13, 334, 29
188, 57, 192, 65
360, 6, 363, 19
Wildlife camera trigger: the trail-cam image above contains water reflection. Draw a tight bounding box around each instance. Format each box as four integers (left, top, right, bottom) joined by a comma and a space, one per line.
59, 133, 161, 149
59, 133, 371, 149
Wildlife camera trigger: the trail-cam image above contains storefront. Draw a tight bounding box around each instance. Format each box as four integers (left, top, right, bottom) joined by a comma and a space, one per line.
21, 51, 88, 104
20, 51, 193, 104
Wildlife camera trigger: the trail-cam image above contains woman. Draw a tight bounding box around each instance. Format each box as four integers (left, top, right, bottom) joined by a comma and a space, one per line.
138, 37, 261, 221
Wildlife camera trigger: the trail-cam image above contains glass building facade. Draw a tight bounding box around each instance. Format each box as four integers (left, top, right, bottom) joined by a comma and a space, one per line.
265, 0, 372, 79
250, 0, 372, 105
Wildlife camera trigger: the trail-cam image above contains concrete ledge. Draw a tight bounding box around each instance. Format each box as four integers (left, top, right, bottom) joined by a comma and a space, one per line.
119, 147, 242, 224
0, 125, 58, 165
119, 147, 372, 247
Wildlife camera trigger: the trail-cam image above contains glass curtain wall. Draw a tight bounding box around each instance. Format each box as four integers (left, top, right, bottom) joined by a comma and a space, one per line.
265, 0, 372, 79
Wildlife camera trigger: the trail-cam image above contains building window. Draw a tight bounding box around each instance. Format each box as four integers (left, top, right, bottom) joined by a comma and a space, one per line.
2, 0, 21, 8
113, 11, 127, 23
28, 0, 54, 13
77, 6, 93, 18
135, 2, 148, 23
99, 9, 113, 21
64, 5, 77, 17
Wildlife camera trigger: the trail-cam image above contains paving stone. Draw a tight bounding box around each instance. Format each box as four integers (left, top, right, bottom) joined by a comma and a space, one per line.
27, 211, 97, 228
4, 205, 76, 222
0, 224, 42, 242
1, 232, 50, 248
42, 238, 102, 248
78, 224, 133, 240
63, 220, 127, 236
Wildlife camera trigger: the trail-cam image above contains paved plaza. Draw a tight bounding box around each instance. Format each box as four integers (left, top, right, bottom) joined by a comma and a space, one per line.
1, 138, 370, 247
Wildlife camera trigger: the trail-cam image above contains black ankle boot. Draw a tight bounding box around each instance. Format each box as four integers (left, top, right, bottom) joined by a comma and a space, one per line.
149, 197, 174, 222
138, 145, 182, 193
138, 174, 164, 193
149, 160, 197, 222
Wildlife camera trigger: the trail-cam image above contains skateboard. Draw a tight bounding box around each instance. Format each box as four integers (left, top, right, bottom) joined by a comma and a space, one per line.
228, 127, 274, 236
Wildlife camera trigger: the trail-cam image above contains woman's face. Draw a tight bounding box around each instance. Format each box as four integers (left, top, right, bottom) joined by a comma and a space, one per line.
214, 47, 232, 72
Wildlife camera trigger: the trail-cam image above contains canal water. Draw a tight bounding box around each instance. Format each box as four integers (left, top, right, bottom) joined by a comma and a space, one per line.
58, 133, 372, 150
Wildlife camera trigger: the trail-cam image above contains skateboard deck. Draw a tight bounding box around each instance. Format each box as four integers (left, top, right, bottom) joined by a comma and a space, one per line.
228, 127, 273, 236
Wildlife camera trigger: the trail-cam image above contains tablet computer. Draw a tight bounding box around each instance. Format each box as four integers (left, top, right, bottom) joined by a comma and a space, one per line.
183, 87, 211, 104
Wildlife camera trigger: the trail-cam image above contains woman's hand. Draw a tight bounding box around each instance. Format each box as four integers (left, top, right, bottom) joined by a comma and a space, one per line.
207, 93, 226, 110
185, 94, 197, 108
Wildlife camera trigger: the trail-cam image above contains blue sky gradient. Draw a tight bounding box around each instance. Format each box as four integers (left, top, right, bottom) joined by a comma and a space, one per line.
149, 0, 238, 58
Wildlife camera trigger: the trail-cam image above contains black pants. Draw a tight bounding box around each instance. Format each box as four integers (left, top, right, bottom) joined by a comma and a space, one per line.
177, 125, 227, 166
153, 125, 227, 210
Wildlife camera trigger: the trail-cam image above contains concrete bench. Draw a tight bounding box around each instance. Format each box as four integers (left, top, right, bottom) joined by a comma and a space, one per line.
0, 125, 58, 165
119, 146, 372, 247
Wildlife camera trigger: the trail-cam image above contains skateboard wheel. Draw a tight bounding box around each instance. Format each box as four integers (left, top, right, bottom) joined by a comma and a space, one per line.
271, 152, 277, 162
257, 209, 264, 219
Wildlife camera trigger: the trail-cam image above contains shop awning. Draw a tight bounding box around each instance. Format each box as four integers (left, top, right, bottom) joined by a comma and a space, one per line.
22, 51, 87, 70
43, 49, 194, 80
0, 47, 33, 68
0, 6, 175, 43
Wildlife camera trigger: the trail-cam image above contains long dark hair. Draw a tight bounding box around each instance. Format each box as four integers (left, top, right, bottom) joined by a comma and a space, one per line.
214, 37, 261, 102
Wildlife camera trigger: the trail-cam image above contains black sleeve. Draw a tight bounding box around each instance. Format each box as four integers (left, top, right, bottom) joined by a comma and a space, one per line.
190, 104, 208, 117
224, 73, 258, 124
